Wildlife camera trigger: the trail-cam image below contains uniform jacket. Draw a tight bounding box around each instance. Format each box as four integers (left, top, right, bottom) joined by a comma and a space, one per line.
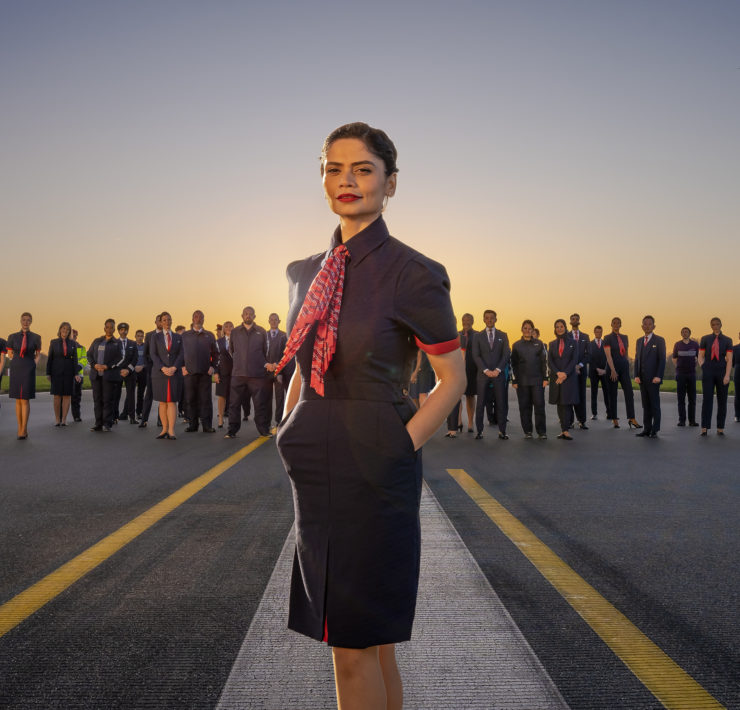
634, 334, 667, 382
548, 337, 579, 405
569, 330, 591, 370
472, 328, 510, 376
150, 331, 185, 375
46, 338, 81, 378
181, 328, 219, 374
116, 338, 139, 379
230, 324, 269, 378
588, 338, 608, 371
87, 337, 126, 382
510, 338, 547, 386
216, 336, 233, 378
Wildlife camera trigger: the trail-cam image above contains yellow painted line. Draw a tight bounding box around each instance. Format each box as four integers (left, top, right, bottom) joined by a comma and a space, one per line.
0, 436, 273, 638
447, 468, 725, 710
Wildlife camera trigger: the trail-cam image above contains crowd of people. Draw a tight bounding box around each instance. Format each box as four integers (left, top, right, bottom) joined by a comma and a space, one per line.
2, 310, 739, 442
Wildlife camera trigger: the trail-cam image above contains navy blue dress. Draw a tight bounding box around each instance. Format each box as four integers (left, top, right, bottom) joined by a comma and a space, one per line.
276, 217, 458, 649
7, 331, 42, 400
150, 331, 185, 402
46, 337, 80, 396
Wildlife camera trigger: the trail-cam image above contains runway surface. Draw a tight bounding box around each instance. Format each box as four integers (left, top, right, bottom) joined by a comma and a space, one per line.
0, 389, 738, 708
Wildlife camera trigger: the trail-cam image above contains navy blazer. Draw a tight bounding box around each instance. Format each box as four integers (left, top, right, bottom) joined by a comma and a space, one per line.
548, 337, 579, 405
150, 331, 185, 375
634, 334, 666, 383
87, 337, 126, 382
46, 338, 81, 378
588, 338, 608, 371
569, 331, 590, 369
117, 338, 139, 378
216, 336, 233, 377
472, 328, 510, 376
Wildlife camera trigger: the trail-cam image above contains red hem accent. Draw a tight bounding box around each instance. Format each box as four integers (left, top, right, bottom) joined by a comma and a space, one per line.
415, 336, 460, 356
322, 617, 328, 643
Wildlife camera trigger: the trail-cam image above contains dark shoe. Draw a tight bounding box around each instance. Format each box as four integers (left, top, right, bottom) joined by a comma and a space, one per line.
689, 422, 699, 427
259, 431, 273, 438
648, 432, 659, 438
224, 433, 237, 439
717, 430, 725, 436
557, 433, 574, 440
168, 435, 177, 440
444, 432, 457, 438
218, 422, 223, 428
202, 427, 216, 433
467, 427, 474, 433
73, 417, 82, 422
677, 421, 685, 427
700, 430, 708, 436
156, 432, 169, 439
628, 418, 642, 430
185, 426, 199, 433
475, 433, 483, 440
17, 435, 28, 440
55, 423, 61, 427
591, 415, 597, 420
138, 421, 148, 428
612, 420, 620, 429
538, 433, 548, 440
90, 425, 102, 432
498, 432, 509, 440
243, 416, 249, 421
524, 433, 533, 439
635, 431, 649, 438
578, 422, 589, 430
102, 426, 112, 433
129, 417, 139, 424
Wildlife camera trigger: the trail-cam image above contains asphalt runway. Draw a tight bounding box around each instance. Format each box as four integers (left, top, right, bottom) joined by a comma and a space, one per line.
0, 389, 738, 709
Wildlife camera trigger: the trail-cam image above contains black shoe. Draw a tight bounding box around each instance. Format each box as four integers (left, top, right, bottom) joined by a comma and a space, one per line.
202, 427, 216, 433
475, 433, 483, 440
538, 434, 548, 440
524, 433, 533, 439
578, 422, 589, 430
102, 426, 112, 432
677, 421, 685, 427
90, 425, 102, 432
224, 432, 237, 439
498, 432, 509, 440
700, 430, 708, 436
185, 426, 199, 433
74, 417, 82, 423
590, 415, 597, 420
243, 416, 249, 421
635, 431, 649, 437
129, 417, 139, 424
689, 422, 699, 427
55, 423, 61, 427
557, 433, 574, 440
156, 432, 169, 439
717, 430, 725, 436
648, 432, 659, 438
138, 421, 148, 428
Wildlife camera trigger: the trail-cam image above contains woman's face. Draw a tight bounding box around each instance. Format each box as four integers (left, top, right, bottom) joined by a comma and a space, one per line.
555, 321, 566, 336
60, 324, 70, 339
161, 314, 172, 330
521, 323, 533, 338
20, 314, 32, 330
322, 138, 396, 221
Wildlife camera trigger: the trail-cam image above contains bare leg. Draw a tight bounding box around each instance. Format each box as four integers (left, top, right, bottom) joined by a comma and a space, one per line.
333, 646, 387, 710
166, 402, 177, 436
16, 399, 24, 436
53, 395, 62, 423
217, 396, 225, 426
20, 400, 30, 436
158, 402, 168, 436
379, 644, 403, 710
61, 396, 71, 424
466, 394, 475, 430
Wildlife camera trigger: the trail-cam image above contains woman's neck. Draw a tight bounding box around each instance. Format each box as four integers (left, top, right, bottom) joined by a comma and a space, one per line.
338, 213, 381, 242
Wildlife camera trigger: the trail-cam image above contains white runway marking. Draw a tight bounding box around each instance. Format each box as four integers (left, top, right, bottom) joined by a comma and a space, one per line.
217, 484, 569, 709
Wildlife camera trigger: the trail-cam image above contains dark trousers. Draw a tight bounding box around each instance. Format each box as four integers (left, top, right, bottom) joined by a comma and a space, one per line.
515, 384, 546, 435
446, 400, 462, 431
590, 371, 610, 417
607, 363, 635, 420
675, 374, 696, 424
735, 372, 740, 419
134, 369, 147, 416
185, 373, 213, 428
639, 381, 661, 433
556, 402, 574, 431
72, 377, 83, 419
92, 377, 116, 428
574, 368, 588, 423
117, 374, 136, 419
141, 366, 154, 422
228, 376, 270, 436
701, 369, 729, 429
475, 375, 508, 434
268, 374, 287, 424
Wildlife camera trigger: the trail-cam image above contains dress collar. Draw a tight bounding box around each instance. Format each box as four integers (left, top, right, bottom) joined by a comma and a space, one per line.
329, 216, 389, 267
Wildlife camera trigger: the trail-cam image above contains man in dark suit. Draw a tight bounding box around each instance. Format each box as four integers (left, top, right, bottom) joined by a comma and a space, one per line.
569, 313, 590, 429
138, 314, 162, 428
115, 322, 139, 424
266, 313, 293, 425
88, 318, 128, 432
588, 325, 610, 420
181, 310, 219, 433
472, 309, 510, 439
634, 315, 666, 438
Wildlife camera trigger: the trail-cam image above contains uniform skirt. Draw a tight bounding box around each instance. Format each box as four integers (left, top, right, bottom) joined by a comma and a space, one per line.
9, 358, 36, 400
215, 374, 231, 398
50, 365, 76, 396
152, 372, 183, 403
276, 397, 422, 649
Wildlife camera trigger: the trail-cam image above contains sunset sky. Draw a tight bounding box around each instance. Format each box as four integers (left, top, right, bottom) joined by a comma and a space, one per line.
2, 1, 739, 351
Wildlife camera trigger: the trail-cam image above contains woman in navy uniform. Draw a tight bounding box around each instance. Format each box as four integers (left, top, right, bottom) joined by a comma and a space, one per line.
698, 317, 733, 435
603, 316, 641, 429
7, 312, 42, 439
273, 123, 465, 708
46, 321, 81, 426
150, 311, 184, 439
548, 319, 578, 439
215, 320, 234, 428
511, 319, 548, 438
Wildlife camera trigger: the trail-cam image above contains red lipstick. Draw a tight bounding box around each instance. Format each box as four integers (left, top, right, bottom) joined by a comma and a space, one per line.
337, 194, 360, 202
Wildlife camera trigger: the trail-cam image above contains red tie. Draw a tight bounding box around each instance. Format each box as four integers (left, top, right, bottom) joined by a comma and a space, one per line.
20, 332, 28, 357
617, 334, 625, 357
711, 335, 719, 361
643, 336, 648, 347
275, 244, 349, 396
558, 339, 564, 356
63, 339, 67, 356
166, 331, 172, 351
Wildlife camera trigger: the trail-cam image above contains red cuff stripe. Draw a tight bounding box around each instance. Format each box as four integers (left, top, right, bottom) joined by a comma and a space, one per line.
415, 336, 460, 356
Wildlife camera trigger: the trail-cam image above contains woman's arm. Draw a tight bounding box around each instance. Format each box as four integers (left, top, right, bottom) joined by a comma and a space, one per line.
405, 349, 465, 450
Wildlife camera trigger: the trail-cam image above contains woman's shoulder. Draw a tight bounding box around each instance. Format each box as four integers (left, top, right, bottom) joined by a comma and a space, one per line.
286, 251, 325, 286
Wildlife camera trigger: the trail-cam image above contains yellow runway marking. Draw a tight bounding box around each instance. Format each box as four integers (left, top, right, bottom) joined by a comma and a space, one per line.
0, 436, 273, 639
447, 468, 725, 710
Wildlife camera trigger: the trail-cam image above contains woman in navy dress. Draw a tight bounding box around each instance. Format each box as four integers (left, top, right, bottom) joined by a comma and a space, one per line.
150, 311, 184, 439
273, 123, 465, 709
603, 316, 641, 430
548, 319, 579, 440
46, 321, 81, 426
7, 312, 42, 439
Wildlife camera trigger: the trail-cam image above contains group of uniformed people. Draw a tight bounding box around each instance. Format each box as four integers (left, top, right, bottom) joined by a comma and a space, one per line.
1, 308, 292, 441
440, 312, 740, 441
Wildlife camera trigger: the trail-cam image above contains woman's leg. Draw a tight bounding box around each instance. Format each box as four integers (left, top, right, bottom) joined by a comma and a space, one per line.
158, 402, 168, 435
217, 396, 226, 426
15, 399, 24, 436
379, 644, 403, 710
465, 394, 475, 430
332, 646, 387, 710
53, 395, 62, 423
166, 402, 178, 435
20, 400, 30, 436
61, 396, 71, 424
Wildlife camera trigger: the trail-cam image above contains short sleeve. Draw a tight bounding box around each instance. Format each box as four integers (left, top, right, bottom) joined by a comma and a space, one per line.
394, 255, 459, 355
0, 339, 6, 354
698, 336, 706, 352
